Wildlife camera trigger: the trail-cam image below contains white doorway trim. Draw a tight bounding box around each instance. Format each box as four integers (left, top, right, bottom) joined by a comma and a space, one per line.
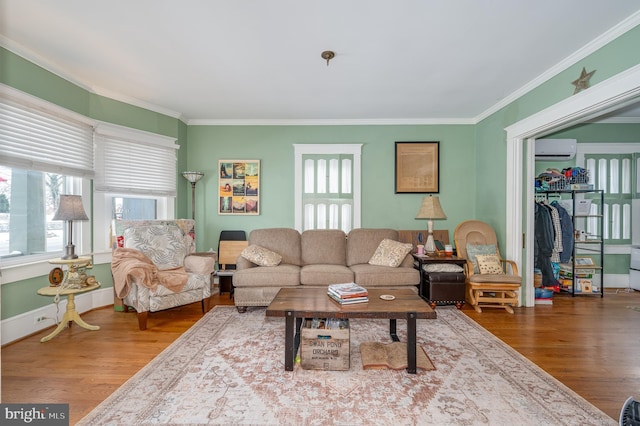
505, 64, 640, 307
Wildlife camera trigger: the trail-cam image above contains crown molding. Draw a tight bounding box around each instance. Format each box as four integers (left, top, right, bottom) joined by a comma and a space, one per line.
2, 9, 639, 126
587, 116, 640, 124
186, 117, 475, 126
0, 35, 185, 121
474, 10, 640, 124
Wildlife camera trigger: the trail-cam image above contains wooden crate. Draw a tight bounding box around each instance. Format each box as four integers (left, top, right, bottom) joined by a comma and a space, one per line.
300, 319, 350, 371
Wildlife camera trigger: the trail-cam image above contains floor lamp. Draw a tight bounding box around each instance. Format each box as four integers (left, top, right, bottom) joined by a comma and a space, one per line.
182, 171, 204, 220
415, 195, 447, 254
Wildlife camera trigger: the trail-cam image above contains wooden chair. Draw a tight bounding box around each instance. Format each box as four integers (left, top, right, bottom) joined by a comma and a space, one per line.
454, 220, 521, 313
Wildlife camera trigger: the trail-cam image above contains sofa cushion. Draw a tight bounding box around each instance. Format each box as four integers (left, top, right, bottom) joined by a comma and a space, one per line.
350, 264, 420, 287
241, 244, 283, 266
301, 229, 347, 265
369, 239, 413, 267
346, 228, 400, 266
300, 264, 354, 285
233, 264, 301, 288
249, 228, 302, 266
124, 224, 188, 270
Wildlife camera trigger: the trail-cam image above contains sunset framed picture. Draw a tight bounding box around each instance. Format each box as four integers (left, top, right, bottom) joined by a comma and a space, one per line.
218, 160, 260, 215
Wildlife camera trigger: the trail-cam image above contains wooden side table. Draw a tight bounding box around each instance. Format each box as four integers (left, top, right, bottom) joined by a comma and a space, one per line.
37, 282, 101, 342
412, 254, 467, 309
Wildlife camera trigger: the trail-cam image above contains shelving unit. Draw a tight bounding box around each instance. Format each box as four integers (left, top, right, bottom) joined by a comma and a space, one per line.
536, 189, 604, 297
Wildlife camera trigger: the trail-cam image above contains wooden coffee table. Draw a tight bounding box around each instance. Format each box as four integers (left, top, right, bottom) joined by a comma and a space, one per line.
266, 287, 436, 374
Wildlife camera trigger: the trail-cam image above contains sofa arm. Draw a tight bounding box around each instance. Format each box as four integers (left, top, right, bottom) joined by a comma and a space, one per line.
236, 256, 255, 270
184, 255, 215, 274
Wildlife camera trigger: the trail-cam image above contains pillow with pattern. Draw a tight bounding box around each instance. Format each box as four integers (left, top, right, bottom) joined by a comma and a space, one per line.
369, 239, 413, 268
475, 254, 504, 275
466, 243, 498, 274
241, 245, 282, 267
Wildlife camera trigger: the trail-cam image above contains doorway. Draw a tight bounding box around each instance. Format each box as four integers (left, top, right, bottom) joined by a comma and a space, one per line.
505, 64, 640, 307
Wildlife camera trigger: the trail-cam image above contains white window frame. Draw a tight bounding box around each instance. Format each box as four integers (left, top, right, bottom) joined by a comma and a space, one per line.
93, 122, 177, 264
576, 142, 640, 253
0, 85, 94, 284
294, 144, 362, 232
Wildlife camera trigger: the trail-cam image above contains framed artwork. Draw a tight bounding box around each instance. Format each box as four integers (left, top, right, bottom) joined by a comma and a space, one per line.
394, 141, 440, 193
218, 160, 260, 215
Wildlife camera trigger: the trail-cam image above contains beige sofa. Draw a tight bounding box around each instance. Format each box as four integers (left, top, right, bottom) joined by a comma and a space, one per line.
233, 228, 420, 312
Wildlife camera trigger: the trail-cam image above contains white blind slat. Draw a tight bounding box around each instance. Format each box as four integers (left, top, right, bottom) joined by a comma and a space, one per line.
94, 134, 177, 196
0, 97, 94, 177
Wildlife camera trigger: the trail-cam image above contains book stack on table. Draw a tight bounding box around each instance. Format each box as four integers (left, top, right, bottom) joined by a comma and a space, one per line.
327, 283, 369, 304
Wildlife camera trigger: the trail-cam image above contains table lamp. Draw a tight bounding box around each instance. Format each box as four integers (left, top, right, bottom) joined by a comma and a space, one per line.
415, 195, 447, 254
53, 194, 89, 259
182, 171, 204, 220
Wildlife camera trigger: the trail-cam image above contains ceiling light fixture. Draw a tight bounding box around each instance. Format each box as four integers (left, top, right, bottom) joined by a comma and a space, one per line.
321, 50, 335, 66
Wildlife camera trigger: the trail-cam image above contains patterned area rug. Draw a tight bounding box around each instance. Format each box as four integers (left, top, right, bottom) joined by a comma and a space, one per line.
78, 306, 615, 425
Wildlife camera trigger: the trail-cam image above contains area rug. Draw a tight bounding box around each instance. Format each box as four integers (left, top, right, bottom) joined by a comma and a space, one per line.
78, 306, 615, 425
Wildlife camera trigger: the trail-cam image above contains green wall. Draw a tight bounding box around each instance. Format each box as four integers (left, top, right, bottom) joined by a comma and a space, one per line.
1, 22, 639, 322
474, 25, 640, 235
186, 125, 475, 251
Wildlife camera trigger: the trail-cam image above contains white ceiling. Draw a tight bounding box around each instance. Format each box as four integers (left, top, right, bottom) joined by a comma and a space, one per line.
1, 1, 639, 124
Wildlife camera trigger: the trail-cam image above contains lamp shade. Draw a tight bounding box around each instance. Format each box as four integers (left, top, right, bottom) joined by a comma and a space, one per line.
52, 195, 89, 221
415, 195, 447, 220
182, 171, 204, 184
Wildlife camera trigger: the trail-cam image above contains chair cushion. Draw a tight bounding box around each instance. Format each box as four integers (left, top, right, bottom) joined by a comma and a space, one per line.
241, 244, 282, 266
468, 274, 522, 285
124, 224, 188, 270
369, 239, 413, 267
475, 254, 504, 275
466, 243, 498, 273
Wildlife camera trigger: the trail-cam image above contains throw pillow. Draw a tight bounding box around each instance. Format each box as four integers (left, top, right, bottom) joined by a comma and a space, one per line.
465, 243, 498, 274
241, 245, 282, 267
475, 254, 504, 275
423, 263, 465, 273
369, 239, 413, 268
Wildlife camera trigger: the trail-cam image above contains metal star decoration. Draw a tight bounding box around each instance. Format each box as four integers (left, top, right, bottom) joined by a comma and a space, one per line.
571, 67, 595, 94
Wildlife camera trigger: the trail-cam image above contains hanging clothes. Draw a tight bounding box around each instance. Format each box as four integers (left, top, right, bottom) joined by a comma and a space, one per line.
551, 201, 574, 263
535, 202, 557, 287
545, 203, 563, 263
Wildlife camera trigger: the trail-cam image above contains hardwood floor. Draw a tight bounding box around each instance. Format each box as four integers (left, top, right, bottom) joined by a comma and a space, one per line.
2, 288, 639, 424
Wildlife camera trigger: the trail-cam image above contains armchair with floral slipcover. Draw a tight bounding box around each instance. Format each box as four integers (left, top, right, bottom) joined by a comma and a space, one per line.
111, 219, 215, 330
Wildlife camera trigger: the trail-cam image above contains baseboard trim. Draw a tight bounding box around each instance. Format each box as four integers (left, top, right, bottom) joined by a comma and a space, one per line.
1, 287, 113, 346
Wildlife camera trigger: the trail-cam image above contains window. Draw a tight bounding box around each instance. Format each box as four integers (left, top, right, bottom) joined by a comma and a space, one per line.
0, 86, 93, 266
578, 143, 640, 246
93, 122, 178, 256
294, 144, 361, 233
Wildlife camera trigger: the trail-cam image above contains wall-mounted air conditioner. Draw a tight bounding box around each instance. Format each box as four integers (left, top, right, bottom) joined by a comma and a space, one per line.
535, 139, 577, 161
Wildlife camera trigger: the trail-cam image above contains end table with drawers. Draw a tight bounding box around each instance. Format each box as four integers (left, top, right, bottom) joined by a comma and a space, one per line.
412, 254, 467, 309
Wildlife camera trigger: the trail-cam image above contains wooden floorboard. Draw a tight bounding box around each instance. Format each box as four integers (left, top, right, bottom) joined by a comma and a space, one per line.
2, 288, 639, 424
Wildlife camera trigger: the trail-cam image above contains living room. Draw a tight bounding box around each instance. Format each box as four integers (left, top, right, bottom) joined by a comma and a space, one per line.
2, 2, 640, 424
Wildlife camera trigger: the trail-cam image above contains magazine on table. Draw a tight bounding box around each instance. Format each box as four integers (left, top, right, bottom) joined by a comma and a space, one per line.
327, 283, 368, 299
327, 291, 369, 305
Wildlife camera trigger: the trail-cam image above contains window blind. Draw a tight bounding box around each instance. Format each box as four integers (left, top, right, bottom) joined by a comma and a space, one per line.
0, 93, 95, 177
94, 125, 178, 196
